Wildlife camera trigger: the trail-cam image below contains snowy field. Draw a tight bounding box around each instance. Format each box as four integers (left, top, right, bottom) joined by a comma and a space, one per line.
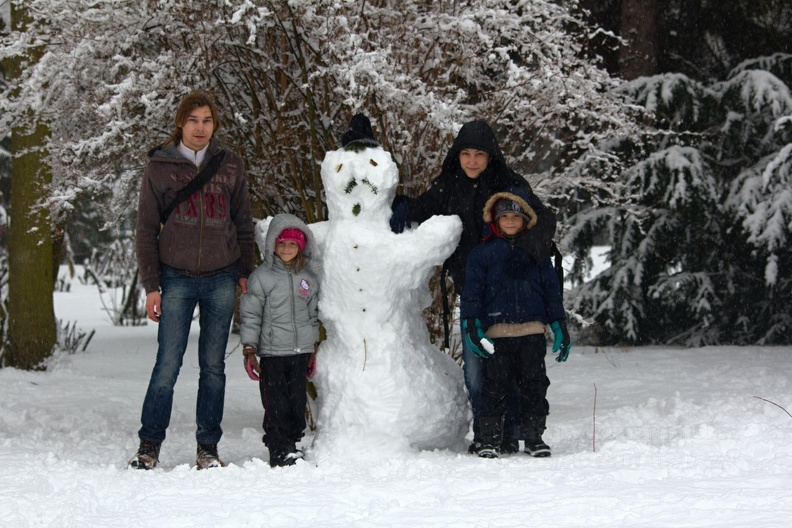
1, 273, 792, 527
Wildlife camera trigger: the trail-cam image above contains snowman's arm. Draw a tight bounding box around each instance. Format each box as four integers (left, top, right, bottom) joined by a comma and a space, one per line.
254, 217, 274, 257
393, 214, 462, 266
307, 220, 330, 260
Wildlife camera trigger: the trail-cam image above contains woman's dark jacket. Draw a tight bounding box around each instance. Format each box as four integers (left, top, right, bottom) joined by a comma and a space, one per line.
399, 120, 556, 291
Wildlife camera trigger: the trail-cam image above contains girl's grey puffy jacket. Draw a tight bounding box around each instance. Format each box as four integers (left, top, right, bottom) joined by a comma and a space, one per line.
239, 214, 320, 357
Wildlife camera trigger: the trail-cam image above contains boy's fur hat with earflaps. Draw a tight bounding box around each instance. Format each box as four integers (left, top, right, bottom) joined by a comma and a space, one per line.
482, 190, 538, 229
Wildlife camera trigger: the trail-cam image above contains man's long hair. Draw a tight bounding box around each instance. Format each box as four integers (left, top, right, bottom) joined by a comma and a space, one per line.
163, 91, 222, 147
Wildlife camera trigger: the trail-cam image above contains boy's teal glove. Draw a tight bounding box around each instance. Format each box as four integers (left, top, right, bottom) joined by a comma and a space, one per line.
463, 318, 495, 359
550, 320, 571, 362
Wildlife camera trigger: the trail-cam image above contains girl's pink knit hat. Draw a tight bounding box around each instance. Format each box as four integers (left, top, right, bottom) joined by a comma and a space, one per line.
276, 228, 306, 252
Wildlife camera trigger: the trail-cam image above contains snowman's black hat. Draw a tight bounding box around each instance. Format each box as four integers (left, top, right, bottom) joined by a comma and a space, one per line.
341, 113, 380, 149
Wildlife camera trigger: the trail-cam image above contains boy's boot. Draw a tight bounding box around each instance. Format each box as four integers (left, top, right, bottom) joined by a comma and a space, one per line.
500, 438, 520, 454
467, 441, 483, 454
478, 416, 504, 459
197, 443, 226, 469
128, 439, 161, 470
523, 414, 551, 458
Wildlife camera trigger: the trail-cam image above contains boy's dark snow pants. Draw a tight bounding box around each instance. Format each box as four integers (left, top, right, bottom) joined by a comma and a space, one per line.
480, 334, 550, 445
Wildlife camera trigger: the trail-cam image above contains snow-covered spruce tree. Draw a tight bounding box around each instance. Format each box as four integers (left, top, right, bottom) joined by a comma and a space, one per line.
561, 54, 792, 346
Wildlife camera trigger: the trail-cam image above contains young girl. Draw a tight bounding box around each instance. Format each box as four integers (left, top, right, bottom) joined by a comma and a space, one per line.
460, 188, 571, 459
240, 214, 320, 467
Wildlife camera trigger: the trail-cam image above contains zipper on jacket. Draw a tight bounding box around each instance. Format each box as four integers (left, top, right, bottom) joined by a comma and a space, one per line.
196, 165, 204, 273
289, 270, 299, 351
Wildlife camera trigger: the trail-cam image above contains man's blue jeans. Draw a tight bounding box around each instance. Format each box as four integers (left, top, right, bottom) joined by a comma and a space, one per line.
138, 266, 237, 445
461, 321, 522, 442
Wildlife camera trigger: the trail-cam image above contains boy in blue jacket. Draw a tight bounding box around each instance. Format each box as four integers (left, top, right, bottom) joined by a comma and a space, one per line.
460, 189, 571, 458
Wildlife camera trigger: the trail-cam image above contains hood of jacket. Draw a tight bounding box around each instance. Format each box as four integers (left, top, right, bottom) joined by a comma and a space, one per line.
148, 136, 221, 164
262, 214, 314, 269
482, 187, 538, 229
440, 120, 509, 177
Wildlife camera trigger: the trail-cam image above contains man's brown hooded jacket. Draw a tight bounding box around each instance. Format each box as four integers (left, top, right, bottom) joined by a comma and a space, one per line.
135, 138, 255, 293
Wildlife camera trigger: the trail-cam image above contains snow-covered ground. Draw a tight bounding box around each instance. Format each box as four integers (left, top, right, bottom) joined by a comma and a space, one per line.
1, 273, 792, 527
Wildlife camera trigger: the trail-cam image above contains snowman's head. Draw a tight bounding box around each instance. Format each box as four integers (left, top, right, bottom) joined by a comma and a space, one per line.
320, 147, 398, 222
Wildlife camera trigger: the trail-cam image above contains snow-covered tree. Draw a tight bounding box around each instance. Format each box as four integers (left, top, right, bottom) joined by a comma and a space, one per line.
0, 0, 638, 347
2, 1, 57, 368
562, 53, 792, 345
0, 0, 633, 225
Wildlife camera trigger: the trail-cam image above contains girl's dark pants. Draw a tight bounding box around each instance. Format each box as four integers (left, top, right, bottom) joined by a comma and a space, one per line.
258, 353, 311, 454
480, 334, 550, 445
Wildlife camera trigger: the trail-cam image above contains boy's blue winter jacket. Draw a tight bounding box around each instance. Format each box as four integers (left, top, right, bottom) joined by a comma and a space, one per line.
460, 232, 565, 329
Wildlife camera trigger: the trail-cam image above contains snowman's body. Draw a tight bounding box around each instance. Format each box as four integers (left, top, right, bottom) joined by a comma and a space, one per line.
308, 145, 468, 460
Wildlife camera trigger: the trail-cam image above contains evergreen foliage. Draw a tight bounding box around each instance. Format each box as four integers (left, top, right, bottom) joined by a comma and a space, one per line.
561, 54, 792, 345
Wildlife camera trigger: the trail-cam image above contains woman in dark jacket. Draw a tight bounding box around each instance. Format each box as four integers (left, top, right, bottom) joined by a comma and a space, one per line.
390, 120, 557, 453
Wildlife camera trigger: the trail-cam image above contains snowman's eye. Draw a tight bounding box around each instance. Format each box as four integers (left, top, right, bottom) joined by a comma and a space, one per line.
336, 163, 343, 172
369, 159, 378, 167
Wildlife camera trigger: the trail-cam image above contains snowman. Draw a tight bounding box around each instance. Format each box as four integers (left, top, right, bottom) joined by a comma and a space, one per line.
306, 115, 468, 461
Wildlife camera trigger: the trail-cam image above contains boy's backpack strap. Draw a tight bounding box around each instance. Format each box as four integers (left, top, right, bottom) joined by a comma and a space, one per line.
160, 150, 227, 225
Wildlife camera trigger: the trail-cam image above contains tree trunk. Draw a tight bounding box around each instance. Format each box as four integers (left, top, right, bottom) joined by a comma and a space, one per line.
619, 0, 659, 79
4, 4, 57, 369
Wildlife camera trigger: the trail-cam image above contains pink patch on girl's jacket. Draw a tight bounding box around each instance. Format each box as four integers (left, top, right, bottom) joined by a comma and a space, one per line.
299, 279, 310, 296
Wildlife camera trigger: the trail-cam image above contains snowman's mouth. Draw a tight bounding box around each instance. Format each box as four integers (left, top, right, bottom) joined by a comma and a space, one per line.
344, 178, 380, 217
344, 177, 379, 195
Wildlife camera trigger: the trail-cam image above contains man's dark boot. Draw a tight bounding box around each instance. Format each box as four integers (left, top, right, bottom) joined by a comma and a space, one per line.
128, 439, 161, 470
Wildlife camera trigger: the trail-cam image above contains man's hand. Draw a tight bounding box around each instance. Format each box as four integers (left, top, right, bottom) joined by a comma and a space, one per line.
145, 291, 162, 322
239, 277, 248, 294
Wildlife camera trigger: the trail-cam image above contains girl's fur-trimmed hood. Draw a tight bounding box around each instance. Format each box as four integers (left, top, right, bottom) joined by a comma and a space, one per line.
482, 190, 538, 230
